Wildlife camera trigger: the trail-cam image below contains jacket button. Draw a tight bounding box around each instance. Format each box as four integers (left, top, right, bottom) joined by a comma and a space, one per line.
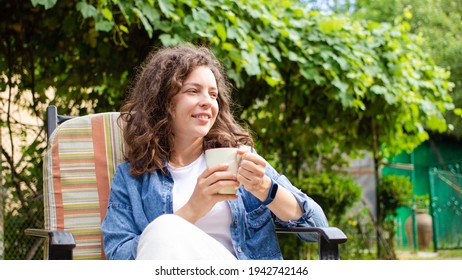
237, 247, 242, 253
234, 220, 238, 225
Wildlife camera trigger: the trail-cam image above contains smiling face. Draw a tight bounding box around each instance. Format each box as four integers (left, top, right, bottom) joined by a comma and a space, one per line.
171, 66, 219, 145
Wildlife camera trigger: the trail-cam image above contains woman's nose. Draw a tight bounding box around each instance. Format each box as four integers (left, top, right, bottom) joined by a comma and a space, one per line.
199, 92, 213, 107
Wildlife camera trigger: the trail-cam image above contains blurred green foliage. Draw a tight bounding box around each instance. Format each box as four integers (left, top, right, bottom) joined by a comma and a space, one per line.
296, 172, 362, 224
377, 174, 413, 259
353, 0, 462, 137
280, 171, 377, 259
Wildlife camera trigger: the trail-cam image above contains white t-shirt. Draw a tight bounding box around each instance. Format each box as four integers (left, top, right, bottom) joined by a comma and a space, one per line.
167, 153, 234, 254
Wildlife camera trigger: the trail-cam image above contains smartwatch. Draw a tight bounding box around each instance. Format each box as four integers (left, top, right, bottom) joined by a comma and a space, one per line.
262, 179, 279, 206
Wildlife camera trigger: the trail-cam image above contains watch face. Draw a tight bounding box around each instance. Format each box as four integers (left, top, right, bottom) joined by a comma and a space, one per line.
262, 181, 278, 206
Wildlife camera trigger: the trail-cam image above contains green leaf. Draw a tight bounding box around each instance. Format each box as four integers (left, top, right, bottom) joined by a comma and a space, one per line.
269, 46, 281, 62
159, 34, 182, 46
192, 7, 210, 22
265, 68, 282, 87
300, 67, 316, 80
136, 0, 160, 24
158, 0, 174, 16
332, 77, 349, 93
225, 11, 237, 25
241, 51, 261, 76
76, 1, 97, 18
426, 115, 447, 132
336, 57, 349, 71
102, 8, 113, 21
370, 85, 397, 104
319, 18, 346, 33
222, 42, 233, 52
132, 7, 153, 38
215, 23, 227, 42
370, 85, 387, 95
31, 0, 57, 9
288, 51, 300, 62
95, 20, 114, 32
119, 25, 129, 34
116, 1, 135, 24
227, 27, 239, 40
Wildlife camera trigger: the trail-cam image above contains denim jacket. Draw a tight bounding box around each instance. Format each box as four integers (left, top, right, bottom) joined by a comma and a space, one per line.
101, 160, 328, 260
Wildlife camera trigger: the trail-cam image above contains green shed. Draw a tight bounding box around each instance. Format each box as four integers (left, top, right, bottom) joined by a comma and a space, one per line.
383, 134, 462, 251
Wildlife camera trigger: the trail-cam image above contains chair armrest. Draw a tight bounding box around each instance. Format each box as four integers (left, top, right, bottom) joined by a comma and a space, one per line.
25, 228, 76, 260
275, 226, 347, 260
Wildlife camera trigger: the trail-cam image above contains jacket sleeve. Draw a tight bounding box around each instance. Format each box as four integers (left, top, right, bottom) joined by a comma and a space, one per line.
101, 164, 142, 260
264, 163, 329, 229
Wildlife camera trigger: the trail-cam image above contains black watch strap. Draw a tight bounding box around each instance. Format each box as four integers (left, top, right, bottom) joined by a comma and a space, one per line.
262, 179, 278, 206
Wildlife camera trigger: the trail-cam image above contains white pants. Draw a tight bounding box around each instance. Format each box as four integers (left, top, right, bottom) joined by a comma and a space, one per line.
136, 214, 237, 260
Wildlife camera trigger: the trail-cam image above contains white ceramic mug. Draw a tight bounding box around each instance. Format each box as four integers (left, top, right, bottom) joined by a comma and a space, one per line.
205, 147, 241, 194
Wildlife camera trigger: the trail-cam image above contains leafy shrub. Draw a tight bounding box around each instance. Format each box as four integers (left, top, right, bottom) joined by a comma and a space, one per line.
279, 171, 366, 259
296, 171, 362, 224
378, 174, 413, 220
377, 174, 413, 259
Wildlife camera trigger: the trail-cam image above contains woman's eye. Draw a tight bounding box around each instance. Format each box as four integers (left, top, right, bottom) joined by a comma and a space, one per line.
210, 92, 218, 99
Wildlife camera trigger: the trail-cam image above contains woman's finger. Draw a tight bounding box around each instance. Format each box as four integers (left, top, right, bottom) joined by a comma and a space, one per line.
200, 163, 231, 179
207, 178, 238, 190
240, 152, 266, 167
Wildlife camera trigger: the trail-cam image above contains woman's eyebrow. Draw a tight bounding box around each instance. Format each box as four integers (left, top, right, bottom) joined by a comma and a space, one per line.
182, 82, 217, 90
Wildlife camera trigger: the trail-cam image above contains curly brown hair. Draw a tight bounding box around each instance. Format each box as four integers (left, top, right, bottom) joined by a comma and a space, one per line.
120, 45, 254, 176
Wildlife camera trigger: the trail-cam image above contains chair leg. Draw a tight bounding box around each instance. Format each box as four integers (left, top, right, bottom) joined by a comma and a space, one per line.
26, 229, 76, 260
319, 236, 340, 260
48, 231, 76, 260
49, 244, 74, 260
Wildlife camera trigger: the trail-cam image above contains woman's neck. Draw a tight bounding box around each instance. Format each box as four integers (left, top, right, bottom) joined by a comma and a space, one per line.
169, 138, 203, 168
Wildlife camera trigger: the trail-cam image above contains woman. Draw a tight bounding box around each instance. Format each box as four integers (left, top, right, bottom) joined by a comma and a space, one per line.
101, 45, 328, 260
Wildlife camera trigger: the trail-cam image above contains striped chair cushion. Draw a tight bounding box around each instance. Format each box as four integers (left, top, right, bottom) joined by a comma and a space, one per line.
43, 112, 124, 259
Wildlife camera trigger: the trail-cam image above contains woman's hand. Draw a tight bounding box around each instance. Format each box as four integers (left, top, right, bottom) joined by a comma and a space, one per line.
237, 148, 304, 221
236, 149, 272, 201
175, 164, 238, 223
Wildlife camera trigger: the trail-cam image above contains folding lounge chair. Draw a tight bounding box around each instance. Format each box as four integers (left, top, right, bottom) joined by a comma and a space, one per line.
26, 105, 347, 260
